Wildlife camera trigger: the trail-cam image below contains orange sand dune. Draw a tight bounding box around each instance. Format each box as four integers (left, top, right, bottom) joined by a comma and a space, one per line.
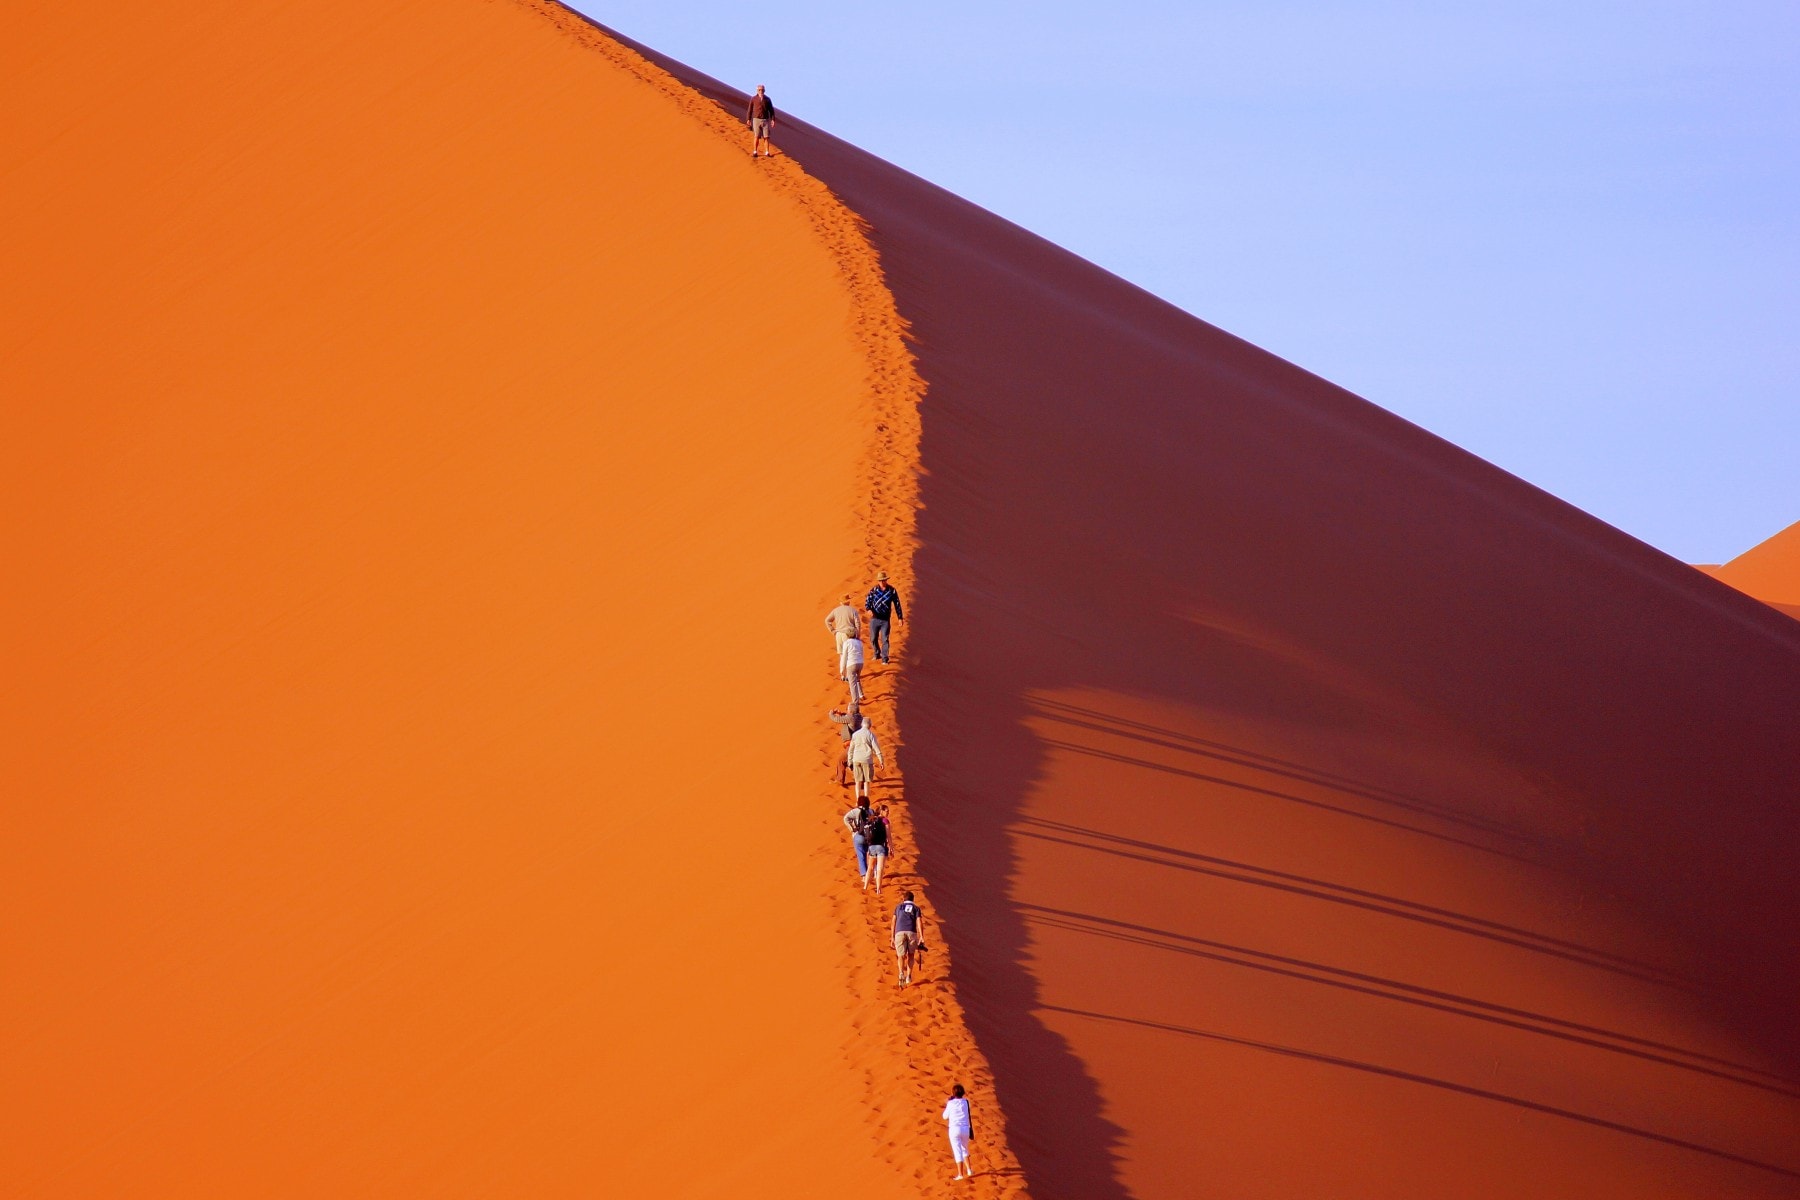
0, 2, 940, 1195
607, 30, 1800, 1199
1708, 522, 1800, 619
12, 2, 1800, 1196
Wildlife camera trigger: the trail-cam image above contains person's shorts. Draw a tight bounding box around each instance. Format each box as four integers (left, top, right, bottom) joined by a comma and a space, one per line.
752, 117, 773, 138
868, 843, 888, 858
852, 760, 873, 784
894, 930, 916, 954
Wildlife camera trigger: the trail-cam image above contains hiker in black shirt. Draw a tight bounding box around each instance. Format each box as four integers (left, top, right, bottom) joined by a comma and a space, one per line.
892, 891, 926, 987
865, 571, 903, 665
746, 85, 776, 158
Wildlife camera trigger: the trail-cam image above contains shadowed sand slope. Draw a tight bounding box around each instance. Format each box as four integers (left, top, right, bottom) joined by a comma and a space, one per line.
1710, 522, 1800, 619
608, 32, 1800, 1200
1, 3, 916, 1196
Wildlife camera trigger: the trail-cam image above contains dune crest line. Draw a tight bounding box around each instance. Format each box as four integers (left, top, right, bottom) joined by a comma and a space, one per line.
510, 3, 1030, 1192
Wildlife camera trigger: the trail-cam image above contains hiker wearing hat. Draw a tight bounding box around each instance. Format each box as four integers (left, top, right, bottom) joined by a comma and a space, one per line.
824, 593, 861, 655
865, 572, 904, 665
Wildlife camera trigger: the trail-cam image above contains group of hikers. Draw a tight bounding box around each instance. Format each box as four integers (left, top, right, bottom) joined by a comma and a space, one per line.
822, 572, 979, 1182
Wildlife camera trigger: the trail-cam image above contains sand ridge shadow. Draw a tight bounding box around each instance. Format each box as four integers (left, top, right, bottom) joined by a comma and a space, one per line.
1016, 817, 1689, 987
1041, 1005, 1800, 1179
1021, 903, 1799, 1097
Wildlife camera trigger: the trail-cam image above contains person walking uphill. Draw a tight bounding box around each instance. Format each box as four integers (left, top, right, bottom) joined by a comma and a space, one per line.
892, 891, 926, 987
865, 571, 903, 665
828, 700, 862, 784
842, 799, 872, 882
943, 1084, 976, 1181
825, 594, 860, 654
746, 84, 776, 158
864, 804, 891, 894
839, 632, 866, 703
848, 717, 883, 798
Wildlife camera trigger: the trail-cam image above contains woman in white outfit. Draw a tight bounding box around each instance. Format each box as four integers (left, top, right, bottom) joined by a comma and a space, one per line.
942, 1083, 974, 1180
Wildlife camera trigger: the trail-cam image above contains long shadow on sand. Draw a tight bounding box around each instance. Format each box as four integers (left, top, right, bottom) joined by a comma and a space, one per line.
1040, 1005, 1800, 1180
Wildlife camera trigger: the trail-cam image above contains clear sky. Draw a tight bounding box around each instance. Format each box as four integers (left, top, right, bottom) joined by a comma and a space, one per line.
579, 1, 1798, 563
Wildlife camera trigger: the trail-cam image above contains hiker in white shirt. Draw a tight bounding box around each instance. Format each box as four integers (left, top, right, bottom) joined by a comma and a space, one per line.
847, 719, 883, 798
942, 1084, 975, 1180
839, 634, 866, 703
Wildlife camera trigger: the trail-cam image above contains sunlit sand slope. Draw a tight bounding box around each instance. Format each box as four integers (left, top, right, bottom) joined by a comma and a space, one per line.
1, 3, 914, 1196
608, 30, 1800, 1200
1709, 521, 1800, 619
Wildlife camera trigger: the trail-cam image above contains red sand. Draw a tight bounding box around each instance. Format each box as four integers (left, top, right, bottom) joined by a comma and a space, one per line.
10, 3, 1800, 1197
1, 2, 938, 1195
1708, 522, 1800, 619
619, 29, 1800, 1199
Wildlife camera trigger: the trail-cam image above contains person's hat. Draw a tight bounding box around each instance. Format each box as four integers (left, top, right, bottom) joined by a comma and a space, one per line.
841, 593, 851, 602
876, 571, 888, 581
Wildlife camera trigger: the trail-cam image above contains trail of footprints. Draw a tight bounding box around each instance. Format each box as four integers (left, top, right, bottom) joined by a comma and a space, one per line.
516, 4, 1027, 1190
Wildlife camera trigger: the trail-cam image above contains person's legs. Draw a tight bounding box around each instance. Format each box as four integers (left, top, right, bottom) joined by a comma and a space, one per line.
870, 616, 890, 663
870, 846, 885, 893
853, 832, 867, 879
893, 932, 909, 985
850, 664, 863, 702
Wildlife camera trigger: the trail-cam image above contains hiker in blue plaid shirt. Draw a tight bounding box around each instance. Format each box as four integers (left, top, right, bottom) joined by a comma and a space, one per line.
865, 572, 904, 665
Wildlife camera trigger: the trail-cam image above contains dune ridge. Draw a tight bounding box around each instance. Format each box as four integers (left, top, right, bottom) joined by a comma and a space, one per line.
1705, 520, 1800, 619
1, 0, 1023, 1193
583, 26, 1800, 1195
513, 4, 1029, 1191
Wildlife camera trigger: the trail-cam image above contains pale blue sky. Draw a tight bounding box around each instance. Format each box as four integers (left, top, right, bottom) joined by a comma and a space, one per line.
579, 1, 1798, 563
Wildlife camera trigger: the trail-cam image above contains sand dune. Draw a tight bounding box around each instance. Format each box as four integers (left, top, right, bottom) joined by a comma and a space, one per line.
606, 26, 1800, 1199
11, 2, 1800, 1196
2, 2, 937, 1195
1707, 522, 1800, 619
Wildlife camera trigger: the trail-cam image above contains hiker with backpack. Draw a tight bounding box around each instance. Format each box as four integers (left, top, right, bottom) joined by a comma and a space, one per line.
864, 804, 891, 894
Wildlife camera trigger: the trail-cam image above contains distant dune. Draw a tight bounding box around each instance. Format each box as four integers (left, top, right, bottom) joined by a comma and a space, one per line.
1706, 523, 1800, 620
7, 2, 1799, 1198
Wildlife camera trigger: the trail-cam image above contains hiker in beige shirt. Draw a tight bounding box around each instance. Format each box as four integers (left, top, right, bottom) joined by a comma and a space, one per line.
825, 594, 861, 653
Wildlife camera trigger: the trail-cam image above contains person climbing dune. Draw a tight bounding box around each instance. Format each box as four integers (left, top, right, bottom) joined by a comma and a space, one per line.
847, 715, 882, 798
864, 803, 891, 894
825, 592, 860, 654
746, 84, 776, 158
828, 700, 862, 784
839, 631, 866, 703
865, 570, 903, 665
892, 891, 925, 987
943, 1084, 976, 1181
842, 799, 872, 882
